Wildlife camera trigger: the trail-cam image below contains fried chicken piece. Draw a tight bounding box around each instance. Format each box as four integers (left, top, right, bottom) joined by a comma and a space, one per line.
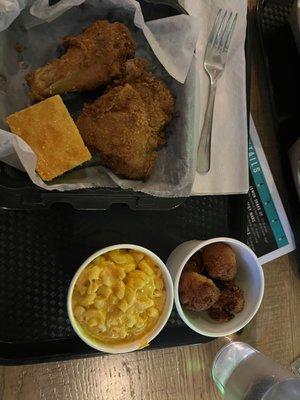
26, 21, 135, 101
203, 243, 237, 281
76, 84, 160, 179
208, 281, 245, 322
76, 58, 174, 179
179, 272, 220, 312
116, 58, 174, 134
183, 251, 204, 274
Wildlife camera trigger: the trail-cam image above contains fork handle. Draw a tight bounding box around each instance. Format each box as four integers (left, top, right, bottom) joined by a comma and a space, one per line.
197, 81, 217, 174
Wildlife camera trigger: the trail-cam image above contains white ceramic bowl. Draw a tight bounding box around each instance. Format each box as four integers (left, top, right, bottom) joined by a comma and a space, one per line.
166, 238, 264, 337
67, 244, 174, 354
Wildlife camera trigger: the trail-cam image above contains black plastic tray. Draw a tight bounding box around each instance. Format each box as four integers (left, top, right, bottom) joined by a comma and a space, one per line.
257, 0, 300, 251
0, 195, 246, 365
0, 0, 187, 211
0, 1, 250, 365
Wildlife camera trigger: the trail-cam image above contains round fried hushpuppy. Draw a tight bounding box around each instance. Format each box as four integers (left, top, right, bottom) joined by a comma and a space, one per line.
208, 281, 245, 321
179, 272, 220, 311
202, 243, 237, 281
183, 252, 203, 273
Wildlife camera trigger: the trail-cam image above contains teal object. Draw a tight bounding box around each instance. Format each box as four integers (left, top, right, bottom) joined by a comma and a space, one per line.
248, 138, 288, 248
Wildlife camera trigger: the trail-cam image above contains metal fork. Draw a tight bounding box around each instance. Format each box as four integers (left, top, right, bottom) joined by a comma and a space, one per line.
197, 9, 238, 174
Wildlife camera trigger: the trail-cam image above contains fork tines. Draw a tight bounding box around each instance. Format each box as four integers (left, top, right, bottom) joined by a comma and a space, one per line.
208, 9, 238, 53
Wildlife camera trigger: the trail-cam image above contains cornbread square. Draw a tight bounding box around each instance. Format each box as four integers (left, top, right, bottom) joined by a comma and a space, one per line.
6, 95, 91, 181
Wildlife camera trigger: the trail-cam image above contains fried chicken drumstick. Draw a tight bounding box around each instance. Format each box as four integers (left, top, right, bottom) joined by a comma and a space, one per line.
76, 58, 174, 179
26, 21, 135, 102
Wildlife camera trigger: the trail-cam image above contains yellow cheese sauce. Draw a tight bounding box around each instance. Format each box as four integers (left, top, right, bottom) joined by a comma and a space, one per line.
72, 249, 166, 344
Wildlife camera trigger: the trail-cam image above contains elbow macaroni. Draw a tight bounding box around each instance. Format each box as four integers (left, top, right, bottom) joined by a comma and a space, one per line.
72, 249, 166, 344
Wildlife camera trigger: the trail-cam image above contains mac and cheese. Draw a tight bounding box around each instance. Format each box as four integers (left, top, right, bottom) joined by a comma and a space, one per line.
72, 249, 165, 344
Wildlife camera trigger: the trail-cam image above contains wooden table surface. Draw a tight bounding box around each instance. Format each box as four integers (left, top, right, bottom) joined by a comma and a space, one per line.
1, 2, 299, 399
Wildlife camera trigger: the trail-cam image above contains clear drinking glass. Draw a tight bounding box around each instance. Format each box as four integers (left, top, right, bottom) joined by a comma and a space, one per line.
212, 341, 300, 400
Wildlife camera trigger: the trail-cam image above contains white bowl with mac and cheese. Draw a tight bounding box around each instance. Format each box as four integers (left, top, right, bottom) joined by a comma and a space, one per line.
67, 244, 174, 354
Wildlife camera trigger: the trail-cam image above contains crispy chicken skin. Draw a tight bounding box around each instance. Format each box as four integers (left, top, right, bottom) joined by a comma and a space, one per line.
208, 281, 245, 322
76, 84, 160, 179
26, 21, 135, 101
202, 243, 237, 281
179, 272, 220, 312
76, 58, 174, 179
116, 58, 174, 134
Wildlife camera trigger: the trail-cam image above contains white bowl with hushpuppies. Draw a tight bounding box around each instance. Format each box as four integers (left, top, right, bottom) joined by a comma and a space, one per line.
167, 238, 264, 337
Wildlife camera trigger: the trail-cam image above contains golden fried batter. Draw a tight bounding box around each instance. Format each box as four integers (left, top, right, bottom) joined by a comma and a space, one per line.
76, 84, 159, 179
208, 281, 245, 321
76, 58, 174, 179
179, 272, 220, 312
116, 58, 174, 134
26, 21, 135, 101
203, 243, 237, 281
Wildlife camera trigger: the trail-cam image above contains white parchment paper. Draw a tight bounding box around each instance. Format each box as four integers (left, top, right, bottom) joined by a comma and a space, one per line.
0, 0, 200, 196
181, 0, 249, 196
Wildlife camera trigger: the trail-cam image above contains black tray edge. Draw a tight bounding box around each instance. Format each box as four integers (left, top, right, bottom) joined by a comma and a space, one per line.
0, 185, 187, 211
0, 326, 213, 366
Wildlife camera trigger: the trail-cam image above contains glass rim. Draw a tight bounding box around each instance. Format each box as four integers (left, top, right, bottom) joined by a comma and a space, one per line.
212, 341, 257, 392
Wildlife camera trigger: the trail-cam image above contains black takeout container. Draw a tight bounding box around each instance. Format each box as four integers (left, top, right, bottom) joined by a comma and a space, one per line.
0, 0, 190, 211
